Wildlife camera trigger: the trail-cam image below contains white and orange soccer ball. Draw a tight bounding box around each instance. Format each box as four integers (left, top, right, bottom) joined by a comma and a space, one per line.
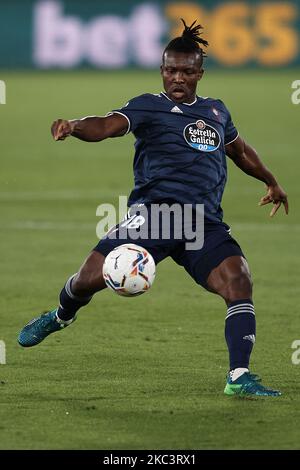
102, 244, 156, 297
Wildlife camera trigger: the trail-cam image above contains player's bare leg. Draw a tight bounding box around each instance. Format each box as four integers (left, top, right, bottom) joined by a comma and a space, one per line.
206, 256, 253, 305
206, 255, 281, 396
18, 251, 106, 347
72, 251, 107, 296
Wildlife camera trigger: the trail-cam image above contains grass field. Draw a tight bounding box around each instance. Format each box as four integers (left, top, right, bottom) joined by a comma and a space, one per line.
0, 69, 300, 450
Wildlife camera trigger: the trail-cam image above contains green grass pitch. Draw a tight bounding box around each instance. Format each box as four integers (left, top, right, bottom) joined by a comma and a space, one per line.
0, 69, 299, 449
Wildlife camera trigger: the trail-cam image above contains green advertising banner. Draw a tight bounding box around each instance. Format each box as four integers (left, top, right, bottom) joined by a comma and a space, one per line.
0, 0, 299, 68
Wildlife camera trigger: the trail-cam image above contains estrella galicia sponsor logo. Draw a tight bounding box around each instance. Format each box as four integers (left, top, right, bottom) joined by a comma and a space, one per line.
183, 120, 220, 152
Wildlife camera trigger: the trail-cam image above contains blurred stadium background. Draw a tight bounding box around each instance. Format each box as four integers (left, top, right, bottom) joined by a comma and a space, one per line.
0, 0, 300, 450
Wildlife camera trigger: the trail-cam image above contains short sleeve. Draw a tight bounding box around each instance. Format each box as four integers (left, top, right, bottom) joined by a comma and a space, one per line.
224, 105, 239, 145
217, 100, 239, 145
108, 94, 154, 134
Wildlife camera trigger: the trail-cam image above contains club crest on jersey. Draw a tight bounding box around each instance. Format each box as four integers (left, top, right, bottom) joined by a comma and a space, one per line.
183, 120, 220, 152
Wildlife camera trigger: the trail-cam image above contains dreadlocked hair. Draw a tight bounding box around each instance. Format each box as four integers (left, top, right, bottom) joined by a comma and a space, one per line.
164, 19, 208, 57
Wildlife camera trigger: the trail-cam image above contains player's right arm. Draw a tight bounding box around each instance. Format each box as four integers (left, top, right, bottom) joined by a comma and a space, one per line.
51, 114, 129, 142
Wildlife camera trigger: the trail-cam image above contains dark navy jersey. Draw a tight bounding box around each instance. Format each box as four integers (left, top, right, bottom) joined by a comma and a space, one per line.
111, 92, 239, 222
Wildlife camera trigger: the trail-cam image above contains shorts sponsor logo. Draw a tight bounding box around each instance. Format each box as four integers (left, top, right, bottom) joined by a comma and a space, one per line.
184, 120, 220, 152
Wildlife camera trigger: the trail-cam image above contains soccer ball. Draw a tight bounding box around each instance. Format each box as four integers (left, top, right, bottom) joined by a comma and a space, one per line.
102, 244, 156, 297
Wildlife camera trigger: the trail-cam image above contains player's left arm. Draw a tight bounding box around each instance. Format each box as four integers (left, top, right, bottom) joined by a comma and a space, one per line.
225, 135, 288, 217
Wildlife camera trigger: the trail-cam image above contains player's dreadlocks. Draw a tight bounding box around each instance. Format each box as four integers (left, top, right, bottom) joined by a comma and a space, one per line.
164, 19, 208, 60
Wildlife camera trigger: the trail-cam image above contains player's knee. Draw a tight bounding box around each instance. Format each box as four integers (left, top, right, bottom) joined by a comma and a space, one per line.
223, 271, 253, 304
72, 270, 104, 296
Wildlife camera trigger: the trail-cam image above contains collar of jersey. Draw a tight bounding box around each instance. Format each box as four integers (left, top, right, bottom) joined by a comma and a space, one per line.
160, 91, 198, 106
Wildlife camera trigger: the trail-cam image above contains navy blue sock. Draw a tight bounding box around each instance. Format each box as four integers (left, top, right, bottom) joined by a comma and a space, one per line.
56, 274, 92, 321
225, 299, 256, 370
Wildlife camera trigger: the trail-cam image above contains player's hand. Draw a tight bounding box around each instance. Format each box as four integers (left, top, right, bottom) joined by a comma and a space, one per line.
51, 119, 75, 141
259, 184, 289, 217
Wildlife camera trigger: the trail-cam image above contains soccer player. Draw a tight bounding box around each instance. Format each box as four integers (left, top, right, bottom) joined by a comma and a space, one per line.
18, 20, 288, 397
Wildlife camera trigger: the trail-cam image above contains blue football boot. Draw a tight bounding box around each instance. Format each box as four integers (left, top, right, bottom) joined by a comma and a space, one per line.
18, 310, 75, 347
224, 371, 281, 397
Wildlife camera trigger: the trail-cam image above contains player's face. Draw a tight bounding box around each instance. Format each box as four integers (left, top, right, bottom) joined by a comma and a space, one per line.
161, 51, 203, 104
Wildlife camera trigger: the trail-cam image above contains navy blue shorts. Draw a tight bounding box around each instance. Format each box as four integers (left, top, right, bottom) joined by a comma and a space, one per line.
94, 204, 245, 289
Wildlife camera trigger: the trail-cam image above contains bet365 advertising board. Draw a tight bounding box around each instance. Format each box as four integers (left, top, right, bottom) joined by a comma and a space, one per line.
0, 0, 299, 68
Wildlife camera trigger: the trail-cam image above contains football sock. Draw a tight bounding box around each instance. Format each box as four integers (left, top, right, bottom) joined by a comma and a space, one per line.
56, 274, 92, 322
229, 367, 249, 381
225, 299, 256, 370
